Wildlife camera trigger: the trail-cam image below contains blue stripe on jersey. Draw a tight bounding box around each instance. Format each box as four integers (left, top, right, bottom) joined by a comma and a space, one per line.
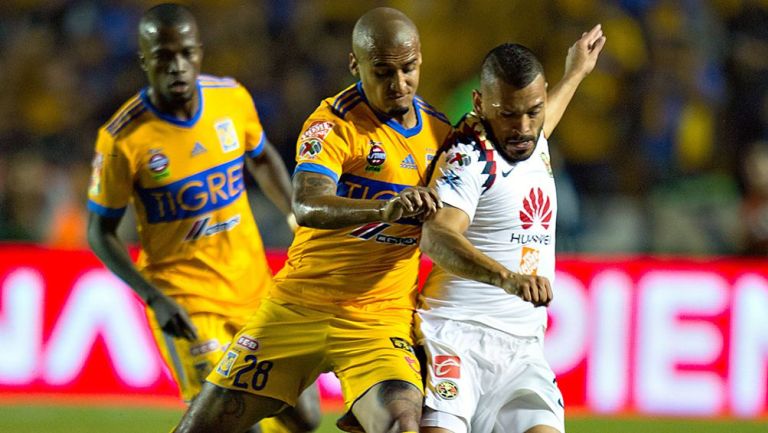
416, 99, 451, 125
109, 105, 148, 136
355, 82, 424, 138
87, 200, 126, 218
136, 156, 245, 224
246, 132, 266, 158
105, 96, 141, 131
337, 173, 421, 225
333, 86, 358, 111
294, 162, 339, 184
140, 85, 203, 128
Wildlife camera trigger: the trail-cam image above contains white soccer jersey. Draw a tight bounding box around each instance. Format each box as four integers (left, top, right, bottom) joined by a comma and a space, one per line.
420, 113, 557, 338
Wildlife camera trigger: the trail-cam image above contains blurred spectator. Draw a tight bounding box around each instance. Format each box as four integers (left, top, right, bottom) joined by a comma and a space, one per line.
739, 140, 768, 255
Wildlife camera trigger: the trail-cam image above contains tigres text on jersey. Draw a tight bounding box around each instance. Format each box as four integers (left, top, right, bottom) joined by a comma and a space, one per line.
87, 75, 273, 317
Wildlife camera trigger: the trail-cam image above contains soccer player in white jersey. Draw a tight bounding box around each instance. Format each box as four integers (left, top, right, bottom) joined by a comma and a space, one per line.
417, 26, 606, 433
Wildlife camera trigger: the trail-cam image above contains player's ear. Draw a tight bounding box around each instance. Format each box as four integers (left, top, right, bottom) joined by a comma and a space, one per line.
472, 89, 483, 118
349, 53, 359, 77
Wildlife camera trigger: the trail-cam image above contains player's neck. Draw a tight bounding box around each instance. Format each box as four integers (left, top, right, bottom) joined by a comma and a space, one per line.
148, 89, 200, 122
391, 107, 417, 129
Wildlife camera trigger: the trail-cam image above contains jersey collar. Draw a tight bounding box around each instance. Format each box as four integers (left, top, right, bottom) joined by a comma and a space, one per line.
140, 82, 203, 128
356, 81, 423, 138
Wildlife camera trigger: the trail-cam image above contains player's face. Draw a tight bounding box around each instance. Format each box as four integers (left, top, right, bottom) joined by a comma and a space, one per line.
352, 41, 421, 120
140, 22, 202, 107
474, 73, 546, 163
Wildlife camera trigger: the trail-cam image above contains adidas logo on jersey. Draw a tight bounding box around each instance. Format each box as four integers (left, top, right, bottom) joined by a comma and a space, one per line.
400, 154, 417, 169
191, 142, 207, 156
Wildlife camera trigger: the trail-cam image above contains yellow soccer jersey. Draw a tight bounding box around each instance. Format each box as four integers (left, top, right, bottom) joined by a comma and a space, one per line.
87, 75, 273, 318
272, 82, 453, 316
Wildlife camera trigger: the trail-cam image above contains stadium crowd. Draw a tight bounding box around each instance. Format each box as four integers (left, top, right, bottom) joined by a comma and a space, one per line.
0, 0, 767, 255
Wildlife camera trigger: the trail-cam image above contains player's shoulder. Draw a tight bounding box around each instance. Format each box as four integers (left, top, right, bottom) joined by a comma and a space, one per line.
198, 74, 240, 89
414, 95, 452, 129
321, 82, 365, 122
101, 92, 149, 139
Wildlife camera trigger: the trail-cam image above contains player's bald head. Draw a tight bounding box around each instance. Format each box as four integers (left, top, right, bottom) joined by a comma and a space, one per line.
352, 7, 419, 59
138, 3, 199, 48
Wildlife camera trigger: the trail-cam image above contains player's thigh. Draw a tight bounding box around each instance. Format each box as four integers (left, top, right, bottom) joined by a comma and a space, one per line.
207, 299, 330, 407
273, 382, 322, 433
419, 319, 480, 430
351, 380, 423, 433
149, 311, 234, 402
330, 313, 423, 432
175, 382, 286, 433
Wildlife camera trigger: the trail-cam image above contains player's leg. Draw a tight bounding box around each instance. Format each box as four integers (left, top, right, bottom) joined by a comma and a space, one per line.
351, 379, 423, 433
272, 383, 322, 433
331, 313, 425, 433
493, 338, 565, 433
175, 382, 287, 433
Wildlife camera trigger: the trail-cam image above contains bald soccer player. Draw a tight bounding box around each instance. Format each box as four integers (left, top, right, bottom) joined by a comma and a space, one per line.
86, 4, 319, 433
174, 7, 452, 433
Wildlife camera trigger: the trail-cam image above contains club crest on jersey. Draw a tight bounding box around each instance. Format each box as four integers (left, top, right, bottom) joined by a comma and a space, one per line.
365, 140, 386, 172
215, 350, 239, 377
540, 152, 553, 177
215, 118, 240, 153
433, 355, 461, 379
148, 152, 170, 180
298, 139, 323, 160
435, 380, 459, 400
520, 188, 552, 230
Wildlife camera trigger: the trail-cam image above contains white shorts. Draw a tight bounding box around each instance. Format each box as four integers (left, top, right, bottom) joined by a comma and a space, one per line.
417, 316, 565, 433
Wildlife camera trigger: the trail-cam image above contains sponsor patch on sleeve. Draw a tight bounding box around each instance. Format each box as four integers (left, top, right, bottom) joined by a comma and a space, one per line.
297, 121, 334, 161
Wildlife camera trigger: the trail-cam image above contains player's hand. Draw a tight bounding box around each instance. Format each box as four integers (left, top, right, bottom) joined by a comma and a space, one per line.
380, 186, 443, 222
148, 294, 198, 341
500, 273, 553, 307
564, 24, 607, 80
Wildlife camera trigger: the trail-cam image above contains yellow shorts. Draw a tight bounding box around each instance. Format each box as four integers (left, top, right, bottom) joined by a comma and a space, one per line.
207, 298, 423, 410
149, 311, 292, 433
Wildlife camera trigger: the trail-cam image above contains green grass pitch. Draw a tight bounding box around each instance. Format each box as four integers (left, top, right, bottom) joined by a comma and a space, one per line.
0, 405, 764, 432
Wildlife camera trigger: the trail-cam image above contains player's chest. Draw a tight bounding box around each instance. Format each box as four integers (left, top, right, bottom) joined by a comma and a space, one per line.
345, 131, 435, 185
479, 150, 557, 226
131, 116, 246, 187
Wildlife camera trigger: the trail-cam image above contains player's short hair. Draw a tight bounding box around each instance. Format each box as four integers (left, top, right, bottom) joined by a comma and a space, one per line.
480, 43, 544, 89
139, 2, 196, 33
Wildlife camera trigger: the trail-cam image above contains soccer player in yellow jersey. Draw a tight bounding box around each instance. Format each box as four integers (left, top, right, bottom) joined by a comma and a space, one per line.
175, 7, 451, 433
87, 4, 318, 433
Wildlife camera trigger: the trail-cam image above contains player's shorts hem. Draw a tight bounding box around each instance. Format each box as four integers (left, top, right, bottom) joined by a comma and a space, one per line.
204, 378, 296, 407
346, 378, 423, 412
420, 407, 468, 433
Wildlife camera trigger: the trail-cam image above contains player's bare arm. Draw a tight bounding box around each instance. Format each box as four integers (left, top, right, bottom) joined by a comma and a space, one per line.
292, 171, 441, 229
87, 212, 198, 341
421, 205, 551, 306
543, 23, 606, 138
246, 139, 293, 216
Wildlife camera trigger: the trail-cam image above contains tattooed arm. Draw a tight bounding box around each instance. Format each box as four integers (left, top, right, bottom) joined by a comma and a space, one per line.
292, 171, 442, 229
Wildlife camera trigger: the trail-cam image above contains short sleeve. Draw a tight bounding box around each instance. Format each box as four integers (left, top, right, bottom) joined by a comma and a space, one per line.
293, 116, 348, 184
429, 142, 483, 221
241, 86, 266, 158
86, 129, 133, 218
